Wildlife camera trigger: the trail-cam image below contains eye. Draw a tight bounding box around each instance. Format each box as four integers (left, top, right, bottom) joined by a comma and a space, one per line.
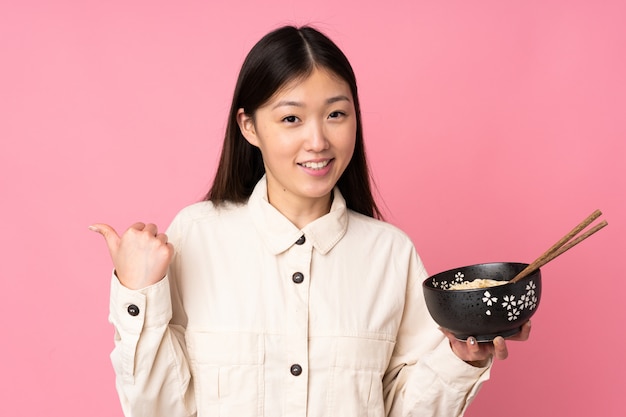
282, 115, 299, 123
328, 111, 346, 119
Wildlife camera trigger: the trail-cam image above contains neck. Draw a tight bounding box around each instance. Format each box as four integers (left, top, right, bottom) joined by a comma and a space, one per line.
267, 189, 333, 229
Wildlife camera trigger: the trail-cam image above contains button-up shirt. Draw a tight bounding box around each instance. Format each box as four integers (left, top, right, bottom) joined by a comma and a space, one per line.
109, 177, 490, 417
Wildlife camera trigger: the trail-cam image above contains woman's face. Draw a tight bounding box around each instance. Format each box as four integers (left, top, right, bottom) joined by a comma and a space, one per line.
238, 67, 356, 217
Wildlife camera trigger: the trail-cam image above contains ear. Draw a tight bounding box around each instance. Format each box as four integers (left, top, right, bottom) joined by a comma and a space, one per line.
237, 108, 259, 147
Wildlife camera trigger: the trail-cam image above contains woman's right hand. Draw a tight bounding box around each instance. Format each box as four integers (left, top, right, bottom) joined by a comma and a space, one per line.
89, 222, 174, 290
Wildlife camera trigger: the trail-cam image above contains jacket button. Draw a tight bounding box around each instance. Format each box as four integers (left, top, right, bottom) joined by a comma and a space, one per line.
290, 364, 303, 376
295, 235, 306, 245
292, 272, 304, 284
127, 304, 140, 316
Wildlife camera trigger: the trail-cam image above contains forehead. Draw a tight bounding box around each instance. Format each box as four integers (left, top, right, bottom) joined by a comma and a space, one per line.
266, 67, 352, 104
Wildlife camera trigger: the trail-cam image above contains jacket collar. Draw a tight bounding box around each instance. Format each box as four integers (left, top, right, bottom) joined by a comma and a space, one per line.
248, 176, 348, 255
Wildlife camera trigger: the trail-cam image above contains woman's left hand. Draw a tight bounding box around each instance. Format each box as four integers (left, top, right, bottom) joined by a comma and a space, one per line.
441, 321, 532, 367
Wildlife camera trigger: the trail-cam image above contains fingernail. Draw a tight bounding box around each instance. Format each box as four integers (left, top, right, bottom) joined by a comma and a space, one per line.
88, 225, 99, 232
468, 337, 476, 345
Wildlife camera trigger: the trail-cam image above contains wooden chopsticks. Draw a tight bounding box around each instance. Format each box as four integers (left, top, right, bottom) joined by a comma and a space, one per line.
509, 209, 608, 283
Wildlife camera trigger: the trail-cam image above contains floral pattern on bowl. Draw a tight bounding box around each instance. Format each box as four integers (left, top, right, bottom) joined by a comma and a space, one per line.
423, 262, 542, 341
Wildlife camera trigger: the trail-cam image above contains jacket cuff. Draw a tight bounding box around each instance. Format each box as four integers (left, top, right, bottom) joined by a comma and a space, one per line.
108, 272, 173, 334
422, 338, 492, 391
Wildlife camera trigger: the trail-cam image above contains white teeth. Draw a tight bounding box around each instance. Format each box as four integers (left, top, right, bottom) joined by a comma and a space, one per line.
300, 160, 330, 169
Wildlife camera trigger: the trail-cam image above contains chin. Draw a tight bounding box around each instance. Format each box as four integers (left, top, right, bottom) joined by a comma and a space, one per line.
300, 184, 335, 200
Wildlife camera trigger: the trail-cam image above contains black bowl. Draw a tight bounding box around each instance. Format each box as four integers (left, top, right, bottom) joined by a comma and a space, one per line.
422, 262, 541, 342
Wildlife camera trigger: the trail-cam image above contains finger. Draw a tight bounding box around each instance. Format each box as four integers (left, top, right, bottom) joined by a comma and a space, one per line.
156, 233, 168, 244
518, 321, 532, 341
88, 223, 121, 254
143, 223, 158, 236
129, 222, 146, 231
438, 327, 451, 337
438, 327, 459, 343
493, 336, 509, 360
466, 336, 481, 355
507, 321, 532, 342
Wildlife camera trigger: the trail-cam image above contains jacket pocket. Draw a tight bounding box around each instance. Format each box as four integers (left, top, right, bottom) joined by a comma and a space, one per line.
186, 331, 264, 416
329, 336, 395, 417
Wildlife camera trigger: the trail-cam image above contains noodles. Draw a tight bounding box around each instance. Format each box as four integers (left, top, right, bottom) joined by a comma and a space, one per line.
447, 279, 508, 290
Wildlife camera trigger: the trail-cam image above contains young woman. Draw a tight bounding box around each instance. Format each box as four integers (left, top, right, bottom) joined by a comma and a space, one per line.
91, 25, 530, 417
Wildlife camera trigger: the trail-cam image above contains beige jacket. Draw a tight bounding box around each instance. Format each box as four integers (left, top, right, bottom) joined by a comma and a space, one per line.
109, 177, 490, 417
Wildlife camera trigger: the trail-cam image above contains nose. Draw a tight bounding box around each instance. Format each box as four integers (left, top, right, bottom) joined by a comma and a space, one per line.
305, 121, 329, 152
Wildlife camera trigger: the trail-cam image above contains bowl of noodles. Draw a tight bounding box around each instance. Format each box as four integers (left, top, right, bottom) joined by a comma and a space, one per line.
422, 262, 542, 341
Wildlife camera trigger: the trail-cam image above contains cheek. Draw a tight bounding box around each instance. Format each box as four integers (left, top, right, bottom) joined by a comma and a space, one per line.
257, 132, 297, 164
337, 125, 357, 156
254, 124, 282, 151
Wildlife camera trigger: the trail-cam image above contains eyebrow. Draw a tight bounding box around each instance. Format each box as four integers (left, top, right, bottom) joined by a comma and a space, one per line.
271, 95, 351, 109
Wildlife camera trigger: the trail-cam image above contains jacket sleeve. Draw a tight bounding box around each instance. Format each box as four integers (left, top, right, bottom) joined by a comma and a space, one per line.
108, 213, 196, 417
383, 247, 492, 417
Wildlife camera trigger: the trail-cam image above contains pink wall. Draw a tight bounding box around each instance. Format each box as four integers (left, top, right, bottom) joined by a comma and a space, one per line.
2, 1, 624, 416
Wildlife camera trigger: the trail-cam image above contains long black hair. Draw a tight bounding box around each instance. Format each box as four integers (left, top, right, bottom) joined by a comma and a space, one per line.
206, 25, 382, 219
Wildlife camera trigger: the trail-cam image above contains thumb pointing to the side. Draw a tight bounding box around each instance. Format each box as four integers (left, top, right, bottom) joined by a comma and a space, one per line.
89, 223, 121, 256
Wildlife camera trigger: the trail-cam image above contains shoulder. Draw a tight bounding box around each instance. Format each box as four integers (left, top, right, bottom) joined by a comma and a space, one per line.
166, 200, 248, 243
345, 211, 428, 279
348, 210, 412, 239
171, 200, 245, 225
346, 210, 416, 250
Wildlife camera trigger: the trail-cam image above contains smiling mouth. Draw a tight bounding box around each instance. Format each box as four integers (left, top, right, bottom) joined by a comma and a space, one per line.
298, 159, 332, 170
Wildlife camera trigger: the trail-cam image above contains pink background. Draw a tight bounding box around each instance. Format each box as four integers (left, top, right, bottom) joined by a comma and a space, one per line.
2, 1, 624, 416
